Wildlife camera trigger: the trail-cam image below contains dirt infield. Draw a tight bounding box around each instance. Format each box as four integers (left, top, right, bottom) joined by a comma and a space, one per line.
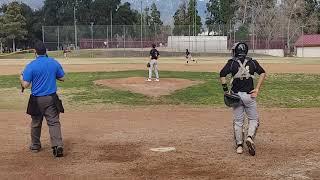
1, 62, 320, 75
0, 107, 319, 179
95, 77, 202, 97
1, 57, 319, 179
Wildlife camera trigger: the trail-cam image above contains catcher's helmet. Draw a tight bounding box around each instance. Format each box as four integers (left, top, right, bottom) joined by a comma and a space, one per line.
152, 44, 156, 48
232, 42, 248, 57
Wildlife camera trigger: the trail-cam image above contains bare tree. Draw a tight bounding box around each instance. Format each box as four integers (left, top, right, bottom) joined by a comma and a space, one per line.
280, 0, 305, 52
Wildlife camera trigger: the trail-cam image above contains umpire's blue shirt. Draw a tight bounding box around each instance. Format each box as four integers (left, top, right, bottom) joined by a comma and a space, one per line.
23, 55, 65, 97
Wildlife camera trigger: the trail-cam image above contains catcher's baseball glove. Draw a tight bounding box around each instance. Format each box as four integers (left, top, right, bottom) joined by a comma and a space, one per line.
224, 93, 241, 107
147, 62, 151, 68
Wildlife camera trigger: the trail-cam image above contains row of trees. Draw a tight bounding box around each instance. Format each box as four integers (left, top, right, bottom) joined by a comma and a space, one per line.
172, 0, 202, 36
201, 0, 320, 49
0, 0, 164, 52
1, 0, 319, 51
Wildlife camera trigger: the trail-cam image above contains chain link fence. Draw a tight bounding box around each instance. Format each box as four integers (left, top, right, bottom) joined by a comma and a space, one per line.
42, 24, 300, 58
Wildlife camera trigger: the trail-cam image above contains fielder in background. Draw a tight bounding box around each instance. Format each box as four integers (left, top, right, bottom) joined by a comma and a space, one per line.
63, 48, 70, 59
185, 49, 197, 64
20, 41, 65, 158
147, 44, 160, 82
219, 42, 266, 156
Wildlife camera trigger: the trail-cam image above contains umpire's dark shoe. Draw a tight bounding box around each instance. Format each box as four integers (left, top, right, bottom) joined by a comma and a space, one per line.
246, 137, 256, 156
29, 145, 41, 153
52, 146, 64, 157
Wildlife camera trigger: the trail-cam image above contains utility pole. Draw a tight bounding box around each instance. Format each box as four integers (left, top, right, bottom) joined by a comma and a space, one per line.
194, 0, 196, 36
301, 25, 304, 57
57, 26, 60, 50
42, 26, 45, 43
74, 0, 78, 49
140, 0, 143, 51
194, 0, 197, 52
91, 22, 94, 49
110, 10, 113, 41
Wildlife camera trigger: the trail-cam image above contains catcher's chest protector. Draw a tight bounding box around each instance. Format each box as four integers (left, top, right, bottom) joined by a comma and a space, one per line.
233, 58, 255, 80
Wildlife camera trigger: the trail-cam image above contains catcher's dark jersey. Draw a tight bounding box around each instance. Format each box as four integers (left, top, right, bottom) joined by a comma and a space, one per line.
150, 48, 160, 60
220, 57, 265, 93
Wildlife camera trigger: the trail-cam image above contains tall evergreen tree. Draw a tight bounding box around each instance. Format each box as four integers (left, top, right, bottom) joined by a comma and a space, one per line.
143, 7, 151, 26
2, 2, 27, 51
150, 3, 163, 36
304, 0, 320, 33
0, 15, 5, 53
114, 2, 139, 25
187, 0, 202, 35
206, 0, 235, 35
173, 1, 188, 35
91, 0, 121, 25
150, 3, 163, 27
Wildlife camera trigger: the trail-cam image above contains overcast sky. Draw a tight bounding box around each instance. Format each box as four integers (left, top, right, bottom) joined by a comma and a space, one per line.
0, 0, 208, 24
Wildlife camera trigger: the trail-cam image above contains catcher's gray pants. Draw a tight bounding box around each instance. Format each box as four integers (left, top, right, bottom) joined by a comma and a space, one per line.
148, 59, 159, 79
31, 96, 63, 149
233, 92, 259, 145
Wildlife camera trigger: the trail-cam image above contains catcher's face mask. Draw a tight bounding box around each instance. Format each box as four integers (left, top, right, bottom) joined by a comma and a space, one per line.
232, 42, 248, 57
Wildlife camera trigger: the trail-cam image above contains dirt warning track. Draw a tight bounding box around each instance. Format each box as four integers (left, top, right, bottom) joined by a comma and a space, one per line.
1, 63, 320, 75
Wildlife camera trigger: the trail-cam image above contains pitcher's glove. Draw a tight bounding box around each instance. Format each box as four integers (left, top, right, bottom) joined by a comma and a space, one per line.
147, 62, 151, 68
224, 93, 241, 107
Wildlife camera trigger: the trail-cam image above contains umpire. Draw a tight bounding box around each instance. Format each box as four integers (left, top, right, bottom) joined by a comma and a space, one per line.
20, 41, 65, 157
220, 42, 266, 156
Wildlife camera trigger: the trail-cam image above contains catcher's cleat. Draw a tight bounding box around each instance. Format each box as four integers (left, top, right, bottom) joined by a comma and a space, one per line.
155, 79, 160, 82
236, 145, 243, 154
246, 137, 255, 156
146, 78, 152, 82
52, 146, 64, 157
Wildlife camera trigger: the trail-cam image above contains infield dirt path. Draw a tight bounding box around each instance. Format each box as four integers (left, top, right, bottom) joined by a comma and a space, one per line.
1, 107, 319, 179
1, 63, 320, 75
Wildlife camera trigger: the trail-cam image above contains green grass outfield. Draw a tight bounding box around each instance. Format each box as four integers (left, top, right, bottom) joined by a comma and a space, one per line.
1, 70, 320, 109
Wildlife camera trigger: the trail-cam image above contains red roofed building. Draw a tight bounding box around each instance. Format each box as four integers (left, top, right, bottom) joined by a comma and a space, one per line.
294, 34, 320, 57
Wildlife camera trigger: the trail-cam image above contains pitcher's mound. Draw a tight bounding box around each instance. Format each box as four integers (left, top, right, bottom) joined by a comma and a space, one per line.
94, 77, 202, 97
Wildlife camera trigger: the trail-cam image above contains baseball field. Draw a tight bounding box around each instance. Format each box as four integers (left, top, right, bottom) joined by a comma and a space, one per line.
0, 54, 320, 179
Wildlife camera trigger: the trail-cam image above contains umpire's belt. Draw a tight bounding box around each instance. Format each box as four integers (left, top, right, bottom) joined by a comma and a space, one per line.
26, 93, 64, 116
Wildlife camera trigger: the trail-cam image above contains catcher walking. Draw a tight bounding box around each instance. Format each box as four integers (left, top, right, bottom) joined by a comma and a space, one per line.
220, 42, 266, 156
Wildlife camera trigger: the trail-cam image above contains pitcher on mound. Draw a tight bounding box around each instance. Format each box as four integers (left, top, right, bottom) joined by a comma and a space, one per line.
147, 44, 160, 82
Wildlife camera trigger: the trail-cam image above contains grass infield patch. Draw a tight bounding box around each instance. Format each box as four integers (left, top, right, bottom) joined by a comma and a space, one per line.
0, 71, 319, 108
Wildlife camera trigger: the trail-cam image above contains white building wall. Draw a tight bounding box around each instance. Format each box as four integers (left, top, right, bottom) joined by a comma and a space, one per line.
250, 49, 284, 57
296, 47, 320, 57
167, 36, 228, 52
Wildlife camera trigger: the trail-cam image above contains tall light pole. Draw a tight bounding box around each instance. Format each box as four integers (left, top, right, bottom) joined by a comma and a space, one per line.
194, 0, 196, 36
90, 22, 94, 49
140, 0, 143, 50
194, 0, 197, 52
74, 0, 78, 49
301, 25, 305, 57
110, 10, 113, 41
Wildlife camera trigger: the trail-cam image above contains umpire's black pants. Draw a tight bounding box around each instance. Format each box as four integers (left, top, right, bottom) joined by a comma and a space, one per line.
30, 96, 63, 149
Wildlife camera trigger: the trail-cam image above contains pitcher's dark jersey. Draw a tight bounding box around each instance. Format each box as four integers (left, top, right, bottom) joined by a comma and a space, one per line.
150, 48, 160, 60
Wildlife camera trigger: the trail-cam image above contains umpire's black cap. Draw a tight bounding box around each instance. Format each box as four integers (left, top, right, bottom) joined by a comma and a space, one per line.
34, 41, 47, 55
